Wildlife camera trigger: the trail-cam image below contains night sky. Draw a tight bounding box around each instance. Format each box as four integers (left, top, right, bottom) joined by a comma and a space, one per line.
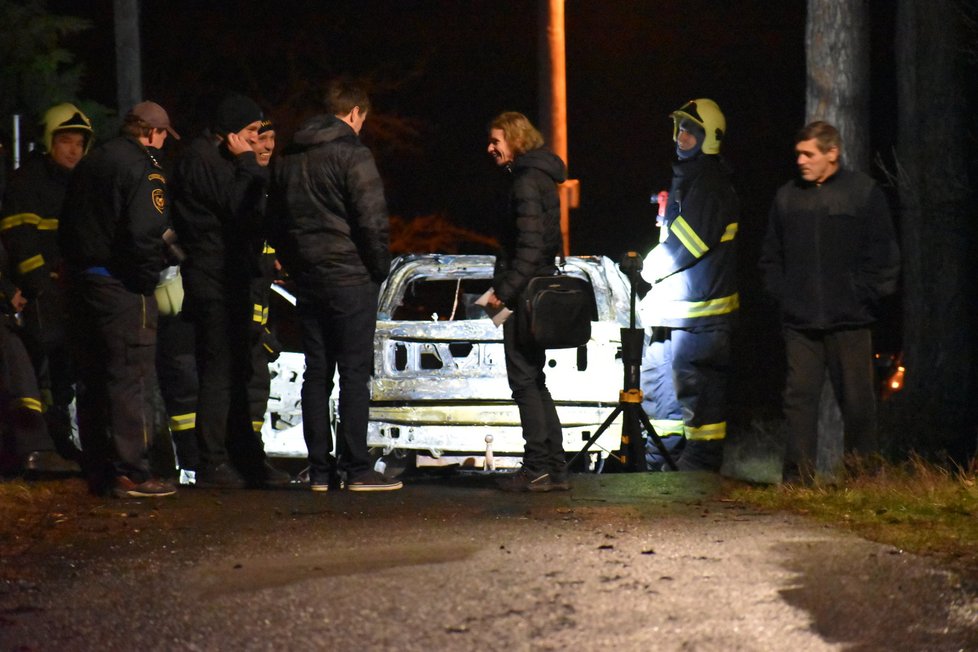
52, 0, 907, 413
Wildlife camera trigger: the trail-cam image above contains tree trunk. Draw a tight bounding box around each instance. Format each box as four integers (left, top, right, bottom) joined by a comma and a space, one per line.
805, 0, 871, 171
889, 0, 976, 460
114, 0, 142, 112
805, 0, 871, 476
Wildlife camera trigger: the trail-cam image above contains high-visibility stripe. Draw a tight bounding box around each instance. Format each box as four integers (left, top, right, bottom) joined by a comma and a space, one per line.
13, 397, 44, 413
37, 218, 58, 231
657, 292, 740, 320
649, 419, 685, 437
0, 212, 42, 231
252, 304, 268, 324
670, 216, 709, 258
169, 413, 196, 431
720, 222, 738, 242
262, 243, 275, 254
252, 420, 264, 432
686, 421, 726, 441
17, 254, 45, 275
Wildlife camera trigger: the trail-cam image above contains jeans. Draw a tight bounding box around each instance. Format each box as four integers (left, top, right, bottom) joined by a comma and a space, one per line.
297, 280, 379, 479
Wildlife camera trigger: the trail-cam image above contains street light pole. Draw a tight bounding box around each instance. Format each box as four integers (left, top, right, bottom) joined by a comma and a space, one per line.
539, 0, 579, 257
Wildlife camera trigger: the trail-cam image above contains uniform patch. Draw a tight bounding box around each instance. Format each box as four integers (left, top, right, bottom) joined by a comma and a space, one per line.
148, 173, 166, 183
152, 188, 165, 214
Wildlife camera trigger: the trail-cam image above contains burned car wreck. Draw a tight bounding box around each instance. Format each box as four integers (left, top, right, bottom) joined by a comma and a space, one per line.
261, 254, 633, 470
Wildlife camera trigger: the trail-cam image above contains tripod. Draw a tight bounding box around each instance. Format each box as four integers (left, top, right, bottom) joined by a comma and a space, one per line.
569, 252, 677, 472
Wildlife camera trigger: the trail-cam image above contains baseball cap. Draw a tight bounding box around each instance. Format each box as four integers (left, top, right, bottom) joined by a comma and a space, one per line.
129, 101, 180, 140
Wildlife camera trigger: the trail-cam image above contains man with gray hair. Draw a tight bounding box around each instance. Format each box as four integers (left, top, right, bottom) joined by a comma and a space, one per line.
760, 120, 900, 484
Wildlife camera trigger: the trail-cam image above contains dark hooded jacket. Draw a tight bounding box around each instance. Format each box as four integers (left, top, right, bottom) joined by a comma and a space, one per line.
267, 115, 390, 286
759, 168, 900, 329
492, 147, 567, 308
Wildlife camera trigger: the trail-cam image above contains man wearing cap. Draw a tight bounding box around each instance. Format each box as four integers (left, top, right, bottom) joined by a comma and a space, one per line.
638, 98, 740, 472
172, 94, 289, 489
0, 103, 95, 471
59, 101, 179, 497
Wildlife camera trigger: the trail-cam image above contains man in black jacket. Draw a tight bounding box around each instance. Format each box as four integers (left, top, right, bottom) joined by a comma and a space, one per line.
60, 101, 179, 497
639, 99, 740, 473
172, 94, 288, 489
268, 79, 398, 492
484, 111, 569, 492
760, 121, 899, 484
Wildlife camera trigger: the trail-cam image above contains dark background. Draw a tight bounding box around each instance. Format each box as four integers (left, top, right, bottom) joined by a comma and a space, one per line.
51, 0, 904, 418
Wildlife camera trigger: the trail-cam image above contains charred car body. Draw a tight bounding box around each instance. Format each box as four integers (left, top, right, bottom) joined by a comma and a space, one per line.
262, 254, 632, 469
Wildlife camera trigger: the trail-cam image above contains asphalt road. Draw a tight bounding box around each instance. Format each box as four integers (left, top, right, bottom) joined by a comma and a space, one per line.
1, 471, 976, 651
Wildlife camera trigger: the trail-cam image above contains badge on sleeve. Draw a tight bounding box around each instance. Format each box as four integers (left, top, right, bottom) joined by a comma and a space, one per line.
152, 188, 165, 214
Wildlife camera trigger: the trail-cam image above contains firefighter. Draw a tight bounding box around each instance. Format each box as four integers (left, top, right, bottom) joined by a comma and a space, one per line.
0, 103, 94, 465
0, 241, 76, 476
638, 98, 740, 472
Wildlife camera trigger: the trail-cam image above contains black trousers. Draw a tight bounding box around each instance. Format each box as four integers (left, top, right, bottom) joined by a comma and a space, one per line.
782, 326, 878, 474
0, 318, 53, 459
156, 313, 200, 470
188, 287, 266, 472
20, 285, 76, 456
297, 279, 378, 480
503, 311, 565, 474
69, 274, 158, 483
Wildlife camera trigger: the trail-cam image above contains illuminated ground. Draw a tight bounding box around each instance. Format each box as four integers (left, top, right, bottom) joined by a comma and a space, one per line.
1, 472, 976, 650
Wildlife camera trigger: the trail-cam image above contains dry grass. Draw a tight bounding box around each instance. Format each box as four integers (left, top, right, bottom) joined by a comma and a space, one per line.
730, 455, 978, 570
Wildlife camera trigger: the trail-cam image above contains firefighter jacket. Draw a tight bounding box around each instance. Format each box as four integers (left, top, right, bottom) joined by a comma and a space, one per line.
59, 136, 168, 296
268, 115, 390, 287
759, 168, 899, 330
0, 152, 72, 300
639, 153, 740, 328
492, 148, 567, 309
171, 134, 268, 299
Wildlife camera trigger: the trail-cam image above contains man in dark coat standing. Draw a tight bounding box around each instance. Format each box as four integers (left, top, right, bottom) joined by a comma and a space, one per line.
484, 111, 569, 492
760, 120, 900, 484
268, 78, 398, 492
172, 94, 289, 489
60, 101, 179, 497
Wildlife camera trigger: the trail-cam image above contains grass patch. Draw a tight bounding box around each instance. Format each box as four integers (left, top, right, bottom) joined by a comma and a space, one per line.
730, 455, 978, 570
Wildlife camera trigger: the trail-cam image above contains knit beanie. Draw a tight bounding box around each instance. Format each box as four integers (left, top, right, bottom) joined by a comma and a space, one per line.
214, 94, 264, 135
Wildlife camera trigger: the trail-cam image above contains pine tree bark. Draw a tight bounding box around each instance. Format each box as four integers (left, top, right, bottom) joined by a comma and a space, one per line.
890, 0, 977, 459
805, 0, 870, 171
804, 0, 871, 475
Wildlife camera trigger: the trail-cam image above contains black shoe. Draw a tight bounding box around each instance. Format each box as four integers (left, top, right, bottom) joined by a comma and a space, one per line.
23, 450, 82, 475
251, 459, 292, 488
674, 440, 723, 472
113, 475, 177, 498
347, 469, 403, 492
195, 462, 247, 489
497, 466, 553, 492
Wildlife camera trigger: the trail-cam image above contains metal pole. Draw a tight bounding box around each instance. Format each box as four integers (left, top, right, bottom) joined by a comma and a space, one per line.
12, 114, 21, 170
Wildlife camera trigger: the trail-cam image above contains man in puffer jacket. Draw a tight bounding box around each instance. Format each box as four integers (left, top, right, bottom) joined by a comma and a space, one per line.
484, 111, 570, 492
268, 78, 398, 492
